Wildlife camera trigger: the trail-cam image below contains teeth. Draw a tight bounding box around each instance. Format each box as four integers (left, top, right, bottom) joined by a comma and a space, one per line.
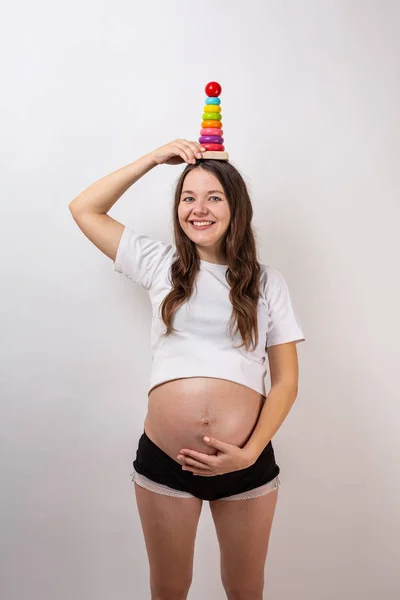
192, 221, 213, 226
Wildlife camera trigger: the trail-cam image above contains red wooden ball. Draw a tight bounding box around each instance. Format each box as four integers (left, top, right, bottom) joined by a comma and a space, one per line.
205, 81, 222, 97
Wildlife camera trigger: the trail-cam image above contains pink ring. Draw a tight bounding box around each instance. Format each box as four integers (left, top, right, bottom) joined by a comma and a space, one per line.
201, 128, 223, 136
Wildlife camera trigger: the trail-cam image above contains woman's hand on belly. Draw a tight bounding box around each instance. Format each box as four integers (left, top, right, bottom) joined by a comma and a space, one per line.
177, 435, 256, 476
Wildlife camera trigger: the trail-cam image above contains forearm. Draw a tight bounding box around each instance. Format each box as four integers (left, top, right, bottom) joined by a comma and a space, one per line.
69, 151, 158, 215
243, 384, 298, 461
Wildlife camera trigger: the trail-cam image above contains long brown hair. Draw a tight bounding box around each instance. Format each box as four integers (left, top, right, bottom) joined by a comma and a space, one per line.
160, 159, 262, 351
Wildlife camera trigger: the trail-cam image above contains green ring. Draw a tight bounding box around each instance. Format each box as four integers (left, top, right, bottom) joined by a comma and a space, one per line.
202, 113, 221, 121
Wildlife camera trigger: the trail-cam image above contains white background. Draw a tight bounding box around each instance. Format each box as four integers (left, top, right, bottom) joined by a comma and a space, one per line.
1, 1, 399, 598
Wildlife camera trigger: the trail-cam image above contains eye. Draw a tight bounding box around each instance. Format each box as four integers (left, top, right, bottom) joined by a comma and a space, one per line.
182, 196, 221, 202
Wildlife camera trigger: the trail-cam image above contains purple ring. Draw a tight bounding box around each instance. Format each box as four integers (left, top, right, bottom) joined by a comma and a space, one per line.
199, 135, 224, 144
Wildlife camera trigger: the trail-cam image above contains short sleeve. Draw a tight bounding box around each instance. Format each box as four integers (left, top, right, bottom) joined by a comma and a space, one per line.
264, 267, 306, 348
113, 226, 175, 290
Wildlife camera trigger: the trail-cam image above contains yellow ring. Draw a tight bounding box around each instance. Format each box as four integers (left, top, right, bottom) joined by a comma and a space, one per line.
204, 105, 221, 113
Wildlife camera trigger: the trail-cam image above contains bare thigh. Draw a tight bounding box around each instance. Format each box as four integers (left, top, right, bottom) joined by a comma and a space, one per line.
210, 487, 279, 599
134, 482, 203, 598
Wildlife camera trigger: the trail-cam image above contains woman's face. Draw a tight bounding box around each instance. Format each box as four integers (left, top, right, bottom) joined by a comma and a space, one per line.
177, 167, 231, 262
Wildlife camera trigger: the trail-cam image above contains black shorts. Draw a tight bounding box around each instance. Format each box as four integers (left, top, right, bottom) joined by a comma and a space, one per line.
131, 430, 280, 502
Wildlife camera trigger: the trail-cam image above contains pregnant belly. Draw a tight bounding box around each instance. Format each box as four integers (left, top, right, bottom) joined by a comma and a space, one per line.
144, 377, 265, 463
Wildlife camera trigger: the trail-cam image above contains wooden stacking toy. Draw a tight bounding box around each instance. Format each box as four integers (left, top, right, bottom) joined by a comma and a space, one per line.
199, 81, 229, 160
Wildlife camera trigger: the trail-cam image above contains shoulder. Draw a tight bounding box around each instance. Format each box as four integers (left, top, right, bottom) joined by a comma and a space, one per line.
259, 263, 288, 297
114, 226, 177, 290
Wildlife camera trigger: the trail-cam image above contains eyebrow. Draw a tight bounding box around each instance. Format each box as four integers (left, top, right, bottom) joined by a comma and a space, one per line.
181, 190, 225, 195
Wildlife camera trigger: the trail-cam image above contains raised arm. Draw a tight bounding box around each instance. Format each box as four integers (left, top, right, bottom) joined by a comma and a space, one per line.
68, 152, 158, 261
68, 140, 205, 261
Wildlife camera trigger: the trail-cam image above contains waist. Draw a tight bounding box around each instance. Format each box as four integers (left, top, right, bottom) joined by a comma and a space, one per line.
148, 351, 267, 398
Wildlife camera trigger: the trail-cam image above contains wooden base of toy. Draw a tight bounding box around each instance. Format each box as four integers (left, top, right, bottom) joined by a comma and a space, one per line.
201, 151, 229, 160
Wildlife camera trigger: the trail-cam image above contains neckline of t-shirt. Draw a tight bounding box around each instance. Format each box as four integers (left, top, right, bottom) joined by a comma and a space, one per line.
200, 259, 228, 270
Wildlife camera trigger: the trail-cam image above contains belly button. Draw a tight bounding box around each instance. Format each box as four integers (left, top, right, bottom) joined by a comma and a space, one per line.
200, 417, 211, 426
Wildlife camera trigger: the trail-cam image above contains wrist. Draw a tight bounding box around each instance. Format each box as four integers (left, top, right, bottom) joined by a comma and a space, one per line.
146, 151, 160, 167
242, 445, 259, 466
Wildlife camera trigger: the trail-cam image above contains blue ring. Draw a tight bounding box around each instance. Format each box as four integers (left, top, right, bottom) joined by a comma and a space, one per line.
205, 97, 221, 105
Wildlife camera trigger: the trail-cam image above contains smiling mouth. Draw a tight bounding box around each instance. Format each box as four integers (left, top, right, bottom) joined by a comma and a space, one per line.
189, 221, 215, 229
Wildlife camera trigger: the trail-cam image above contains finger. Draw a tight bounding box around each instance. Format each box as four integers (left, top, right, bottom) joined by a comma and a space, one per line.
182, 457, 213, 470
179, 450, 216, 467
187, 141, 205, 159
178, 147, 193, 164
202, 436, 232, 452
181, 140, 200, 163
179, 139, 199, 163
174, 141, 192, 164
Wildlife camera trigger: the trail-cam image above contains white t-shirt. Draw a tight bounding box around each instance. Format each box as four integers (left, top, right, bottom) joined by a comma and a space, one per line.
113, 226, 305, 398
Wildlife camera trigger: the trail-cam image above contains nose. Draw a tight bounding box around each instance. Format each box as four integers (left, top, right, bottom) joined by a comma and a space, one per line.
189, 199, 212, 220
194, 201, 210, 213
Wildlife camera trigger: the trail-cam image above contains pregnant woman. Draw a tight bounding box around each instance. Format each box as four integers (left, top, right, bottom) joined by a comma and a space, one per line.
69, 139, 305, 599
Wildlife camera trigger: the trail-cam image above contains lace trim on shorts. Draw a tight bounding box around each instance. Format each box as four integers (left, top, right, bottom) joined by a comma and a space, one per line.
130, 468, 280, 501
130, 469, 195, 498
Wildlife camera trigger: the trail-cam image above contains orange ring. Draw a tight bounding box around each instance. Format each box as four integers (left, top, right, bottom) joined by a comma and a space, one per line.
202, 120, 223, 128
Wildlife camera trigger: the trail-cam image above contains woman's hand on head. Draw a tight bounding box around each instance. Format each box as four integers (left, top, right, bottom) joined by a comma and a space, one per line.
151, 139, 206, 166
